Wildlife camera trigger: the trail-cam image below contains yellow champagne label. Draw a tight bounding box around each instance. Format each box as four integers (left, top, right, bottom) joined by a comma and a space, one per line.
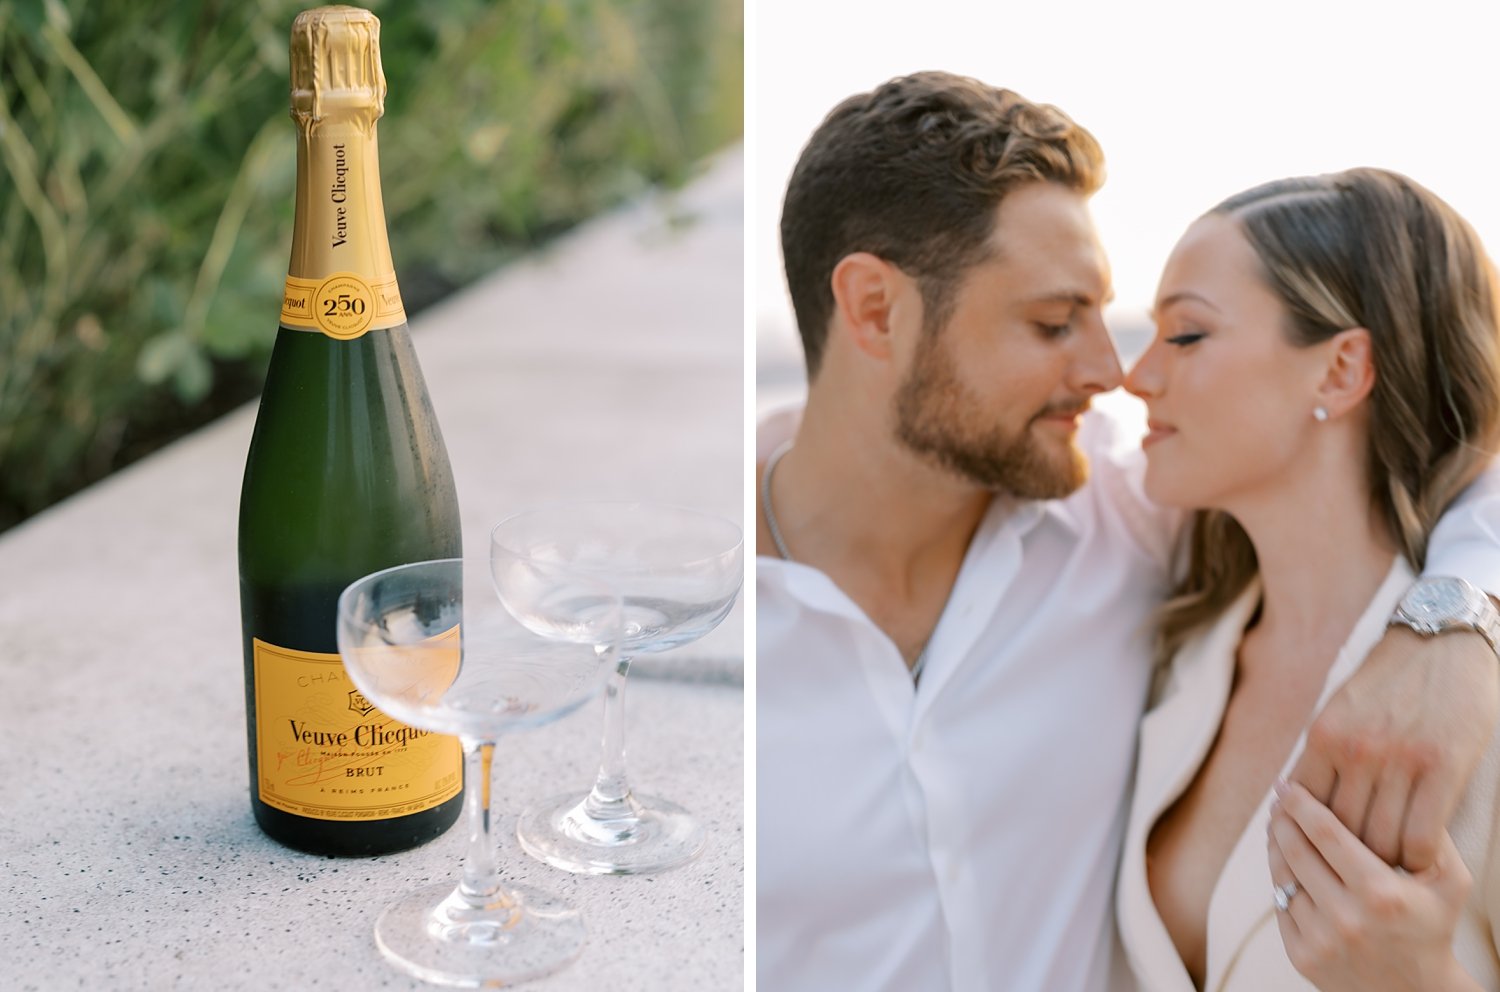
252, 634, 461, 821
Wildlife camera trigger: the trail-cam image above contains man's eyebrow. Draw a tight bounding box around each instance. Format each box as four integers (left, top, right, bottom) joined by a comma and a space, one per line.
1148, 291, 1220, 321
1020, 290, 1110, 308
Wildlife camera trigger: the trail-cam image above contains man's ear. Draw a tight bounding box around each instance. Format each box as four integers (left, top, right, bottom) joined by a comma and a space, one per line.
830, 252, 904, 362
1315, 327, 1376, 417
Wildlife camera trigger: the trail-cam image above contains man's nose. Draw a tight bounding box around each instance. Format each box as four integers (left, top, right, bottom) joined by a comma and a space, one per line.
1073, 320, 1124, 396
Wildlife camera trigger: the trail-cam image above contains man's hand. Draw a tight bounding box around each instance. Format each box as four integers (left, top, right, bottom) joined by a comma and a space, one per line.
1291, 627, 1498, 871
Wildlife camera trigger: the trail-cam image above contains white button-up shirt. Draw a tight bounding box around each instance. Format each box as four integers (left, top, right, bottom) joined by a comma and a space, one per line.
756, 395, 1500, 992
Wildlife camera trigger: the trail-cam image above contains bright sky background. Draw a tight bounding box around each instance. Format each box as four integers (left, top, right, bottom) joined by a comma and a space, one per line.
752, 0, 1500, 396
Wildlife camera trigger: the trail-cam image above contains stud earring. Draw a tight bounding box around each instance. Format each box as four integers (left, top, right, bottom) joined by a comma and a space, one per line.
1313, 406, 1329, 422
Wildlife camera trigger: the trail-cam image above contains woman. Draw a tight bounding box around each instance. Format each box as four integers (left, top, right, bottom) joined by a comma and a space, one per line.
1116, 168, 1500, 991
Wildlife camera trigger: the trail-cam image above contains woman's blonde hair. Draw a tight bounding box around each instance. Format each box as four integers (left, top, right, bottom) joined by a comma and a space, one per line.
1156, 168, 1500, 662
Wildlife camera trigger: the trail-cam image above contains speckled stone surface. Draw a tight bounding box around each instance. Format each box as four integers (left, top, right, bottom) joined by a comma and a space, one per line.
0, 152, 744, 990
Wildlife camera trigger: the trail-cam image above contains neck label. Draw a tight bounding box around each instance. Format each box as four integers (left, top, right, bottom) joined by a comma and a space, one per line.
283, 122, 406, 338
282, 271, 403, 339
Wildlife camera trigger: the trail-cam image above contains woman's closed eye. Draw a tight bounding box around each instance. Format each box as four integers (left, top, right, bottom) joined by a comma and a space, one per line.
1165, 330, 1206, 347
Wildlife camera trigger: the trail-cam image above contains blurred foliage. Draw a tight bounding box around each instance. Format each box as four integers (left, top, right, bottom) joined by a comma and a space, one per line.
0, 0, 743, 532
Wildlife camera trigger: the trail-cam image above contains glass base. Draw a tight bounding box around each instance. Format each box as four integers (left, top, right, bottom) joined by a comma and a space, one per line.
516, 791, 705, 875
373, 880, 586, 987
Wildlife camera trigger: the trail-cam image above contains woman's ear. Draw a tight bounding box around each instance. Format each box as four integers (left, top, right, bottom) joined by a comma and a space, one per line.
1315, 327, 1376, 417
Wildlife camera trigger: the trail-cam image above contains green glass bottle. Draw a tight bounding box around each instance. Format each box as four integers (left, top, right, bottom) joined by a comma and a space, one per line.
238, 5, 463, 856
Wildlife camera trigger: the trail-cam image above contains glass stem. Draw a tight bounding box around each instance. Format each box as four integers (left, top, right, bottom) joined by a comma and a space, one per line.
584, 652, 635, 819
456, 738, 509, 907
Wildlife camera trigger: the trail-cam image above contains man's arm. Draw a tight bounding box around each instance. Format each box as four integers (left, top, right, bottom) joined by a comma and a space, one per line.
1292, 463, 1500, 871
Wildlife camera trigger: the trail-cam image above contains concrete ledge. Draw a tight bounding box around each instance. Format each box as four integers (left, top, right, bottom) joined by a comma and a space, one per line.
0, 149, 744, 990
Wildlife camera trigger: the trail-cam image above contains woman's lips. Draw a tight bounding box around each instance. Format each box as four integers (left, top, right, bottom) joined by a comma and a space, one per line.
1143, 421, 1177, 448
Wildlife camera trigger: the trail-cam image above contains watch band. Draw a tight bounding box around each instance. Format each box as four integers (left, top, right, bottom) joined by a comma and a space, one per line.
1390, 576, 1500, 657
1478, 607, 1500, 654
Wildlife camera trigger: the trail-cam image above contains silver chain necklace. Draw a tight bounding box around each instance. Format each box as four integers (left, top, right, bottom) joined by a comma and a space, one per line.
761, 440, 794, 560
760, 439, 928, 682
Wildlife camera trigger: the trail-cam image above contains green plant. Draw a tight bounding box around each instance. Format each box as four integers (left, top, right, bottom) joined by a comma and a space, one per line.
0, 0, 742, 532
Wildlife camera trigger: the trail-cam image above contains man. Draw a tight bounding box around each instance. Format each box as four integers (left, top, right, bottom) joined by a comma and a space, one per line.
757, 72, 1500, 991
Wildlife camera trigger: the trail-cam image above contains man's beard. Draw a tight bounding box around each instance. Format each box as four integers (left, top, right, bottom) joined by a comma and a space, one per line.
893, 332, 1089, 500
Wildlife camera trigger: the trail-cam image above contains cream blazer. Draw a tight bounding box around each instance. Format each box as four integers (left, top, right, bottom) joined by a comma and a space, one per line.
1116, 559, 1500, 991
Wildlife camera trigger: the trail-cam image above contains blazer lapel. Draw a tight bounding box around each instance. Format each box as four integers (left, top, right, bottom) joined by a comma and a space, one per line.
1116, 582, 1261, 991
1136, 582, 1260, 825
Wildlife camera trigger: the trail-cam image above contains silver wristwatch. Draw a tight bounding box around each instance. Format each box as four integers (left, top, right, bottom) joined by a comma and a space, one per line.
1389, 576, 1500, 654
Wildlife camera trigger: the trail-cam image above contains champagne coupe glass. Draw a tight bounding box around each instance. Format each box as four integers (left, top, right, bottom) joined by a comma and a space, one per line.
336, 557, 621, 987
490, 502, 744, 875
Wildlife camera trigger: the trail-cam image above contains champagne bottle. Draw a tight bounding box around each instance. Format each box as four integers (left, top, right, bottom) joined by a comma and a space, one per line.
238, 5, 463, 856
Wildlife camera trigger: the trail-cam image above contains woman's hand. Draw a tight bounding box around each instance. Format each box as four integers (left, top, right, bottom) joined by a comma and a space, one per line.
1267, 780, 1481, 992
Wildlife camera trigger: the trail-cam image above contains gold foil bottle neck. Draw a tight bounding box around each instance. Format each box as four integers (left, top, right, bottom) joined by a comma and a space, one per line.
289, 5, 386, 128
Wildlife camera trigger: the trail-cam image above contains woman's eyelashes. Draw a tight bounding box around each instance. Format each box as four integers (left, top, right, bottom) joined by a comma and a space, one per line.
1165, 329, 1206, 347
